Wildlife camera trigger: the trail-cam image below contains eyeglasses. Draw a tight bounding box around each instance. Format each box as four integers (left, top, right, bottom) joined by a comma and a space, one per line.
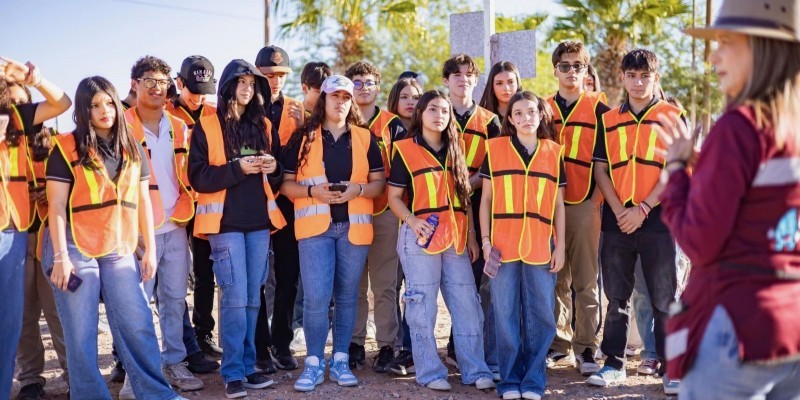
556, 63, 587, 73
137, 78, 172, 89
352, 80, 377, 90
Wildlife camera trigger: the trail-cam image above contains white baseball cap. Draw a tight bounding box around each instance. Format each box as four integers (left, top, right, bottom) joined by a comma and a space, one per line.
321, 75, 355, 96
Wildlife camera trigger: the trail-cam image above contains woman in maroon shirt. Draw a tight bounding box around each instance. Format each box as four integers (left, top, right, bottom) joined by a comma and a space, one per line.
656, 0, 800, 398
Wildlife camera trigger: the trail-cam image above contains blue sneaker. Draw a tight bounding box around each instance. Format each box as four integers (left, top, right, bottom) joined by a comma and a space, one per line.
329, 352, 358, 386
294, 356, 325, 392
586, 365, 626, 387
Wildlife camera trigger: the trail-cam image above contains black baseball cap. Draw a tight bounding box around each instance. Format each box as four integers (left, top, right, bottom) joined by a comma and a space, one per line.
178, 55, 216, 95
255, 46, 291, 73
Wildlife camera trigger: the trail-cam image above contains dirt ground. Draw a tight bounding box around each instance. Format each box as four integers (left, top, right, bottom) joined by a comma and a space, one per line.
11, 290, 671, 400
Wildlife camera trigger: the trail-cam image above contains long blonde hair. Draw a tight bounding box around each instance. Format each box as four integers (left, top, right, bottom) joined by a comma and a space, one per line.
734, 37, 800, 150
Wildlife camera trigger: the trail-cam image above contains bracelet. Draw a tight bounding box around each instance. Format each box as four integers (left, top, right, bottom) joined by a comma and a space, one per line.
358, 183, 364, 197
481, 235, 490, 240
53, 250, 67, 259
641, 200, 652, 211
639, 203, 650, 218
307, 185, 313, 197
404, 214, 412, 224
482, 242, 492, 249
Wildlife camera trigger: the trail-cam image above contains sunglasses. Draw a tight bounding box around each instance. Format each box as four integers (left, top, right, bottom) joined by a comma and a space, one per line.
138, 77, 172, 89
556, 63, 587, 73
352, 80, 378, 90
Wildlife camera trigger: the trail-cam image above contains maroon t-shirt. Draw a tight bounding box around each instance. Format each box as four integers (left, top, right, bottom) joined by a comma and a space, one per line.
661, 105, 800, 363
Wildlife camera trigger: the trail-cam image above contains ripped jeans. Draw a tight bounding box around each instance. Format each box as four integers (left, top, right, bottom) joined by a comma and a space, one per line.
397, 224, 493, 386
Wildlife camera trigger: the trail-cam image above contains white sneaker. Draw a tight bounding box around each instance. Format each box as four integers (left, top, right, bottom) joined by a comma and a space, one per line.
502, 390, 522, 399
426, 379, 451, 391
163, 362, 204, 391
522, 392, 542, 400
290, 327, 306, 352
475, 377, 495, 390
119, 376, 135, 400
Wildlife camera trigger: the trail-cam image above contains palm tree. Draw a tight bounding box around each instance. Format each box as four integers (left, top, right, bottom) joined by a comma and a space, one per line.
550, 0, 690, 106
275, 0, 426, 71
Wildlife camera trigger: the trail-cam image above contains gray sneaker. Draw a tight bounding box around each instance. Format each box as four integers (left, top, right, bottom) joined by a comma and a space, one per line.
586, 365, 626, 387
163, 362, 204, 391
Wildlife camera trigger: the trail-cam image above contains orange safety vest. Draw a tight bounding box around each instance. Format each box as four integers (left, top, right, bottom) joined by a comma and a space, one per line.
0, 105, 34, 232
393, 138, 467, 255
603, 100, 683, 205
52, 133, 141, 258
30, 149, 49, 261
293, 126, 374, 244
548, 91, 607, 204
368, 109, 399, 215
486, 137, 563, 264
125, 107, 196, 227
164, 101, 216, 128
193, 115, 286, 238
277, 96, 305, 146
458, 106, 496, 174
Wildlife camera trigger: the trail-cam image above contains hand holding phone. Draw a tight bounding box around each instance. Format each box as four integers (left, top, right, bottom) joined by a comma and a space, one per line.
328, 183, 348, 193
46, 266, 84, 292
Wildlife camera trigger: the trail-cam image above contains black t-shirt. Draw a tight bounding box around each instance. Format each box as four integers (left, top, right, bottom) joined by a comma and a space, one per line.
593, 97, 674, 232
478, 135, 568, 189
172, 100, 204, 128
268, 93, 284, 132
188, 113, 283, 233
282, 128, 384, 223
16, 103, 42, 135
387, 135, 449, 210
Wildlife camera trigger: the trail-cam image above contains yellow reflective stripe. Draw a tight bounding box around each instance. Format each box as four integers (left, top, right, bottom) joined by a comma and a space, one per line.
124, 168, 138, 204
465, 136, 480, 166
645, 128, 659, 161
617, 126, 628, 162
536, 178, 546, 209
9, 146, 19, 177
424, 172, 437, 209
569, 126, 582, 160
82, 167, 102, 204
503, 175, 514, 213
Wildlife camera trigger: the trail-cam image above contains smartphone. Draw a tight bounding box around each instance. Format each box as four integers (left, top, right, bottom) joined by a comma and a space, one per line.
45, 267, 84, 292
0, 115, 9, 141
243, 156, 260, 164
329, 183, 348, 192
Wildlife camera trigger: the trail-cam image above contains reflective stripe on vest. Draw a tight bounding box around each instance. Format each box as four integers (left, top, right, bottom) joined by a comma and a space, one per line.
393, 138, 467, 254
548, 91, 606, 204
487, 136, 562, 264
125, 107, 196, 227
53, 133, 141, 258
278, 97, 305, 146
293, 126, 373, 245
368, 109, 399, 215
603, 100, 682, 205
193, 114, 286, 238
458, 106, 496, 174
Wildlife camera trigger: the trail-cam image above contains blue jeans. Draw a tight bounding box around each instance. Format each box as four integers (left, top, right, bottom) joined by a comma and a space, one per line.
298, 222, 368, 359
182, 305, 202, 355
631, 259, 657, 360
681, 305, 800, 399
208, 230, 270, 384
42, 228, 177, 400
491, 261, 556, 396
143, 227, 192, 366
397, 224, 492, 385
0, 229, 27, 398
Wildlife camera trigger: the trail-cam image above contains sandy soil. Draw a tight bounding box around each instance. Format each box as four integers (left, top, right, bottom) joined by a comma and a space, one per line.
11, 291, 671, 400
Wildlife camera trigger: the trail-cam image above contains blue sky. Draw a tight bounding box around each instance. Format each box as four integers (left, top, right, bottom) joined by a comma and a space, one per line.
3, 0, 566, 130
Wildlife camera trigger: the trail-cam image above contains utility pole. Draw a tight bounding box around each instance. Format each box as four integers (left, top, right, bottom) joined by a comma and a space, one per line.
690, 0, 697, 130
702, 0, 712, 136
264, 0, 271, 46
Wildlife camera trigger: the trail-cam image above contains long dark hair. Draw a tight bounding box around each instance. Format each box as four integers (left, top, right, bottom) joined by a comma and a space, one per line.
0, 79, 25, 147
387, 78, 423, 117
586, 64, 602, 92
406, 90, 471, 207
479, 61, 522, 116
4, 82, 53, 161
285, 90, 365, 172
217, 75, 270, 157
73, 76, 141, 168
500, 91, 556, 140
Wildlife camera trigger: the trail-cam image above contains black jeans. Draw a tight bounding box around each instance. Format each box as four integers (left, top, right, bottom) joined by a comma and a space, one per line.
599, 230, 676, 370
256, 195, 300, 358
189, 217, 217, 340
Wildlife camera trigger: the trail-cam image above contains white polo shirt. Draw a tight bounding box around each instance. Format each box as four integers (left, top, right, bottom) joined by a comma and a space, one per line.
144, 114, 183, 235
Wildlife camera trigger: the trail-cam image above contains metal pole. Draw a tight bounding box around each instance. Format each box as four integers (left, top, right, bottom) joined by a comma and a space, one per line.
690, 0, 697, 130
483, 0, 495, 70
265, 0, 271, 46
702, 0, 712, 136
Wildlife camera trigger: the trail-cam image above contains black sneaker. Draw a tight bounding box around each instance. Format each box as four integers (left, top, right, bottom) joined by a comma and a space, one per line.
225, 380, 247, 399
109, 360, 126, 383
348, 342, 366, 370
243, 372, 274, 389
256, 348, 277, 374
14, 383, 44, 400
445, 346, 459, 369
198, 335, 223, 360
185, 351, 220, 374
389, 349, 415, 376
372, 345, 395, 373
271, 348, 298, 370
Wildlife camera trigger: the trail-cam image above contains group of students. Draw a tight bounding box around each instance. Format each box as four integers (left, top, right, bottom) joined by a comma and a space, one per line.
4, 1, 800, 398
